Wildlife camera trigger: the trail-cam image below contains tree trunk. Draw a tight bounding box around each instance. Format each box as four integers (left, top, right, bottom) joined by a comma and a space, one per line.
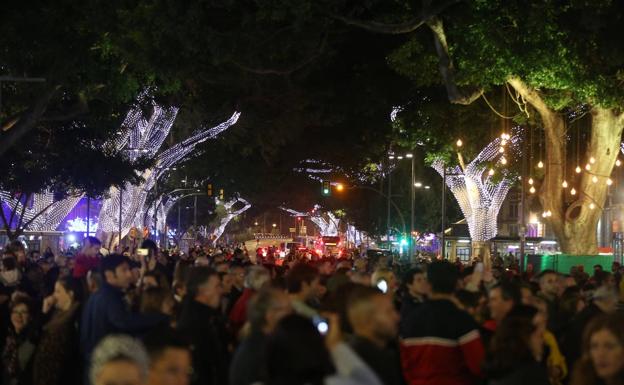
472, 240, 491, 268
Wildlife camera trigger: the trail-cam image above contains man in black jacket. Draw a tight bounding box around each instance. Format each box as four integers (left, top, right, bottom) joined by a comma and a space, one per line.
177, 266, 229, 385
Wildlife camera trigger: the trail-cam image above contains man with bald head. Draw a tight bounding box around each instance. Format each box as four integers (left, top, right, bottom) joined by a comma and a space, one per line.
347, 285, 405, 385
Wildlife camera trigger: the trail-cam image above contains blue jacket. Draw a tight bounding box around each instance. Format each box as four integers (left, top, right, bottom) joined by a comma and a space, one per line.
80, 283, 166, 360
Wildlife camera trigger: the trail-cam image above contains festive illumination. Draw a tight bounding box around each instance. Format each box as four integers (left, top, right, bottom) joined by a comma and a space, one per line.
616, 159, 622, 167
537, 161, 544, 168
66, 217, 99, 234
528, 177, 534, 185
456, 139, 463, 147
562, 180, 568, 188
575, 166, 582, 173
0, 191, 82, 231
499, 147, 505, 153
607, 178, 613, 186
585, 163, 591, 171
589, 202, 596, 210
281, 206, 341, 236
529, 186, 536, 194
431, 128, 522, 242
211, 197, 251, 243
500, 156, 507, 165
589, 156, 596, 164
570, 187, 577, 195
488, 168, 495, 176
592, 176, 598, 183
96, 94, 240, 243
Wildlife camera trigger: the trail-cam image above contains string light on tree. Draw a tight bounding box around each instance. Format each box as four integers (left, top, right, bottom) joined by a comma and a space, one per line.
589, 202, 596, 210
589, 156, 596, 164
575, 166, 582, 173
585, 163, 591, 171
592, 176, 598, 184
562, 180, 568, 188
530, 186, 536, 194
616, 159, 621, 167
537, 160, 544, 169
528, 177, 534, 185
570, 187, 577, 195
488, 168, 495, 176
607, 178, 613, 186
456, 139, 463, 147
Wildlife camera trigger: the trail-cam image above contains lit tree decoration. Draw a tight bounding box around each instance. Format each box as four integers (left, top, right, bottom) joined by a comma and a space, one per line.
431, 129, 522, 243
96, 95, 240, 244
210, 197, 251, 243
281, 205, 341, 236
66, 217, 99, 234
0, 191, 82, 232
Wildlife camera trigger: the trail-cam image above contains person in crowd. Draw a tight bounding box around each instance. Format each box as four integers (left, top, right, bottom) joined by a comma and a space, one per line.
346, 285, 405, 385
1, 296, 38, 385
73, 237, 102, 279
454, 290, 484, 323
89, 335, 149, 385
177, 266, 229, 385
400, 260, 484, 385
538, 269, 561, 332
227, 264, 245, 312
531, 296, 568, 385
570, 313, 624, 385
144, 327, 193, 385
286, 263, 322, 318
86, 268, 103, 296
80, 254, 168, 364
229, 265, 271, 334
32, 276, 82, 385
483, 305, 550, 385
399, 268, 428, 334
561, 285, 619, 373
141, 286, 175, 318
230, 287, 293, 385
483, 282, 521, 333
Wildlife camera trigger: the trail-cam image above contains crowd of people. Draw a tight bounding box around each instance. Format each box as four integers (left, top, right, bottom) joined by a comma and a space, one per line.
0, 236, 623, 385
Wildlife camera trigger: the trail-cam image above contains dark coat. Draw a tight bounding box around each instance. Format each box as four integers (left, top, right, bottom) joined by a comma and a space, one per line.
229, 331, 268, 385
561, 303, 604, 370
178, 299, 230, 385
1, 325, 38, 385
80, 283, 167, 360
486, 360, 550, 385
349, 336, 406, 385
32, 303, 81, 385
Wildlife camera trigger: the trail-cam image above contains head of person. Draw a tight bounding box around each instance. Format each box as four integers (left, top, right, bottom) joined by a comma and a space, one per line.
6, 240, 26, 265
486, 305, 546, 376
427, 260, 459, 295
347, 285, 399, 347
229, 264, 245, 290
488, 282, 521, 323
538, 270, 559, 298
54, 276, 82, 311
144, 328, 192, 385
82, 236, 102, 258
185, 266, 222, 308
371, 268, 397, 293
218, 272, 233, 294
286, 263, 320, 300
353, 258, 368, 273
248, 287, 293, 334
571, 314, 624, 385
266, 314, 335, 385
101, 254, 133, 290
141, 287, 175, 316
593, 264, 604, 274
244, 265, 271, 291
592, 286, 619, 314
9, 296, 33, 334
455, 289, 484, 320
90, 335, 149, 385
403, 267, 429, 298
141, 239, 159, 260
87, 268, 104, 293
519, 283, 535, 305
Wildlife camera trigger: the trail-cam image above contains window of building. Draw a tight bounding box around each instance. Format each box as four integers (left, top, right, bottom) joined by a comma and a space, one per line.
509, 202, 519, 220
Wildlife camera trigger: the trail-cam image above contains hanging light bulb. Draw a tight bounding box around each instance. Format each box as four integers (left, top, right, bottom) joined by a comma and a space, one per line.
501, 139, 507, 146
499, 146, 505, 153
456, 139, 463, 147
488, 168, 495, 176
607, 178, 613, 186
585, 163, 591, 171
547, 210, 552, 217
542, 211, 548, 218
570, 187, 577, 195
528, 177, 534, 185
575, 166, 582, 174
529, 186, 536, 194
500, 156, 507, 165
537, 161, 544, 168
616, 159, 622, 167
590, 156, 596, 164
589, 202, 596, 210
562, 180, 568, 188
592, 175, 598, 183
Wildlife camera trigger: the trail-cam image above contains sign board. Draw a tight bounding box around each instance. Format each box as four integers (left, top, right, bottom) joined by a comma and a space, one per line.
289, 227, 296, 233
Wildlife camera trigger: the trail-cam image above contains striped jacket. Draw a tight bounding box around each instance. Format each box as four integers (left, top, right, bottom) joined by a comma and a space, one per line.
399, 299, 485, 385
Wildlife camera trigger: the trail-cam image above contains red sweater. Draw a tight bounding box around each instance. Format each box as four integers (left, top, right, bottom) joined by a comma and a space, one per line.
400, 299, 485, 385
73, 254, 99, 279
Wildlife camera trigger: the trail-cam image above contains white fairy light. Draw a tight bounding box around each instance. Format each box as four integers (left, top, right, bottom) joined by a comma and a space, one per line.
528, 177, 534, 185
537, 160, 544, 168
589, 202, 596, 209
562, 180, 568, 188
529, 186, 536, 194
211, 197, 251, 243
607, 178, 613, 186
616, 159, 621, 167
499, 147, 505, 153
488, 168, 495, 176
281, 206, 341, 236
585, 163, 591, 171
575, 166, 582, 173
592, 175, 598, 183
570, 187, 577, 195
431, 127, 522, 242
589, 156, 596, 164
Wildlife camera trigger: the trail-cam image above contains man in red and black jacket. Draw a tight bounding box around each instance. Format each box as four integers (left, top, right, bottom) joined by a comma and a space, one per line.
400, 260, 485, 385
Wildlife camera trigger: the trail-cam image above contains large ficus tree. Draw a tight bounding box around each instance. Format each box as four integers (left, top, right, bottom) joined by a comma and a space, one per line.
338, 0, 624, 254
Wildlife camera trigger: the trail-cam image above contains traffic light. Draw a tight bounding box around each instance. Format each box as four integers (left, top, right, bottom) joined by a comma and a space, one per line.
207, 184, 213, 197
322, 181, 331, 196
219, 189, 224, 200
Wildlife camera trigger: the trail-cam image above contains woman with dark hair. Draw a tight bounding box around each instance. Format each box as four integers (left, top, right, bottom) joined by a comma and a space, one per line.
483, 305, 550, 385
32, 276, 82, 385
1, 296, 38, 385
570, 313, 624, 385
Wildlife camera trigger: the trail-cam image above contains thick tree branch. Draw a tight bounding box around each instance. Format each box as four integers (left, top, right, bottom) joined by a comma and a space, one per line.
232, 32, 328, 76
0, 84, 61, 156
506, 77, 558, 122
332, 0, 460, 34
427, 17, 482, 105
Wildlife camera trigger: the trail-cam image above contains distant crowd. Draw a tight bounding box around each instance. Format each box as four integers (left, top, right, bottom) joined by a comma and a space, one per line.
0, 236, 622, 385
